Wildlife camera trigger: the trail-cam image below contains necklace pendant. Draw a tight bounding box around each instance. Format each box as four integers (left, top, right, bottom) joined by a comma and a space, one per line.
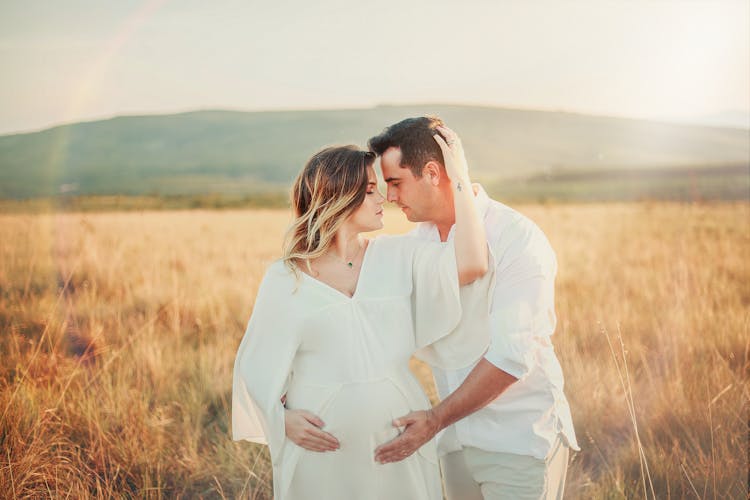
347, 262, 353, 268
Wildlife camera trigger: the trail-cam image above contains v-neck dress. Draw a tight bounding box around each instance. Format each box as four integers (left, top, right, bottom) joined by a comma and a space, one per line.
232, 235, 490, 499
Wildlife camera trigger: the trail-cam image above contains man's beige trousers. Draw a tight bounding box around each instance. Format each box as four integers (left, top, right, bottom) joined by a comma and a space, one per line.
441, 436, 569, 500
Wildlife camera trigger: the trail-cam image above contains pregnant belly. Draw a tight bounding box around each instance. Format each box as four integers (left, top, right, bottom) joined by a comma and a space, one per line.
287, 378, 426, 454
284, 379, 439, 499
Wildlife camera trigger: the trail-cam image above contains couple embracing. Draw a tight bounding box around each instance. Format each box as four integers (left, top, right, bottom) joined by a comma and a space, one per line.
232, 116, 579, 499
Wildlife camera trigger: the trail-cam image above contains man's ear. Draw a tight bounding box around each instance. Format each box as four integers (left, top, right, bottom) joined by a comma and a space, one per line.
422, 161, 443, 186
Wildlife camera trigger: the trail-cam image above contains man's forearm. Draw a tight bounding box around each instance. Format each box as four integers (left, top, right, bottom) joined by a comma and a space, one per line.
374, 359, 519, 463
431, 358, 518, 430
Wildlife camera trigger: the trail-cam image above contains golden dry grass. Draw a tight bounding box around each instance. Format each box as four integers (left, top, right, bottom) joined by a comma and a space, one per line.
1, 203, 748, 499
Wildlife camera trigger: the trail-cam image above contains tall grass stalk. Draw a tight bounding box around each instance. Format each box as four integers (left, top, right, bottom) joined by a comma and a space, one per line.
602, 324, 656, 499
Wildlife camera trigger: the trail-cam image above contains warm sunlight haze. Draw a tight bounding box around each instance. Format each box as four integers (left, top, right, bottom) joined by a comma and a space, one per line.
1, 1, 748, 498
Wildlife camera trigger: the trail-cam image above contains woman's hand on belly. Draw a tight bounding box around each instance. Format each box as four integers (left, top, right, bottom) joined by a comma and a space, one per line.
284, 409, 341, 452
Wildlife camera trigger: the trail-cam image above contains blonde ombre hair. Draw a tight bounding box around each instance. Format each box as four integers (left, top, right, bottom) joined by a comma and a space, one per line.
283, 145, 376, 271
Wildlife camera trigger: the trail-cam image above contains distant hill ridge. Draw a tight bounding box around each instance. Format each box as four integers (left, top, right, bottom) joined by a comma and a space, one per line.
0, 104, 747, 199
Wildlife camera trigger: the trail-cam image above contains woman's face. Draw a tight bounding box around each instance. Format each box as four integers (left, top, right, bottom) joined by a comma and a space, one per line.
348, 166, 385, 232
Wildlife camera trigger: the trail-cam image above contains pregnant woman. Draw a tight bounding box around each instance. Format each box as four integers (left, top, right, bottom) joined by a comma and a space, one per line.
232, 128, 490, 499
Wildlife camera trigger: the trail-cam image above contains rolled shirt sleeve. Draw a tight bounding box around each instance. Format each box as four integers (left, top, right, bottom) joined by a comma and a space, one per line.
484, 225, 557, 380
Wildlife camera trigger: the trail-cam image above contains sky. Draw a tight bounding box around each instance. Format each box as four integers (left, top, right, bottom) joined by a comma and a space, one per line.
0, 0, 748, 135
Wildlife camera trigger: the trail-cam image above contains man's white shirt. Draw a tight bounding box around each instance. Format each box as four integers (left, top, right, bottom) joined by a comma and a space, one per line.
411, 185, 579, 460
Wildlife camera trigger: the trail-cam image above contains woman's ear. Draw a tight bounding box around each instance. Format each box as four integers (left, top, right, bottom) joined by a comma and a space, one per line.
422, 161, 442, 186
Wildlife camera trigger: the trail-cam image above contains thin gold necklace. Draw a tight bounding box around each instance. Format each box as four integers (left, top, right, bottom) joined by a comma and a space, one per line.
328, 242, 365, 268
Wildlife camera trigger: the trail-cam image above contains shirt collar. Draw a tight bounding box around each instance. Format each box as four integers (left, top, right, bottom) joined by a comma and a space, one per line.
473, 183, 491, 219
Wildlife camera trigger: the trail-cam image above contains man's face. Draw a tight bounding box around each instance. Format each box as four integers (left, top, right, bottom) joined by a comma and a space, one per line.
379, 147, 437, 222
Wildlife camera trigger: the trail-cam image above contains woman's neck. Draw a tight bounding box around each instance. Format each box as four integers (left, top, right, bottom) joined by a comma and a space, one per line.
329, 228, 365, 261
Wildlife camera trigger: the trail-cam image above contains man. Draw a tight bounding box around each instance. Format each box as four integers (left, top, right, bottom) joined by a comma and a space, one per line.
368, 117, 579, 500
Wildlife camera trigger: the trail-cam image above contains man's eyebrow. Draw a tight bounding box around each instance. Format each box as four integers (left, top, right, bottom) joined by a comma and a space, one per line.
384, 176, 400, 183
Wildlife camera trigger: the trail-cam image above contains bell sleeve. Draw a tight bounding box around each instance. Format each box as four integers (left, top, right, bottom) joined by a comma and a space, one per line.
412, 239, 495, 370
232, 263, 301, 466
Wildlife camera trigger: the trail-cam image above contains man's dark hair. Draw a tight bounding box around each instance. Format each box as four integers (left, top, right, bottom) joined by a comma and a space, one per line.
368, 116, 446, 177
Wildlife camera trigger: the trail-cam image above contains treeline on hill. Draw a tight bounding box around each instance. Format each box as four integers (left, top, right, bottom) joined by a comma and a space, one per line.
2, 163, 748, 213
0, 104, 747, 209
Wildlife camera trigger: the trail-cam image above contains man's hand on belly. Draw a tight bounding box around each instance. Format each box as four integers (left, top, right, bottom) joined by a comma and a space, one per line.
284, 409, 340, 452
373, 409, 440, 463
374, 359, 518, 463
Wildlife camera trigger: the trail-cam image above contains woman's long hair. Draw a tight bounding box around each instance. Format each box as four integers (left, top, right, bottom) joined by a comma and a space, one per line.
282, 146, 375, 272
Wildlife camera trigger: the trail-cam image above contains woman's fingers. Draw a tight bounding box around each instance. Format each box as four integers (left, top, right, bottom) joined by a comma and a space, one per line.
433, 126, 462, 156
433, 133, 450, 153
305, 425, 340, 448
299, 410, 339, 447
299, 410, 325, 428
437, 125, 460, 146
433, 128, 469, 182
291, 425, 339, 452
300, 431, 339, 451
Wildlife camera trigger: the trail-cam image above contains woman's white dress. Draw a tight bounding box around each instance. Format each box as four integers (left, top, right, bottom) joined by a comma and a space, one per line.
232, 235, 490, 499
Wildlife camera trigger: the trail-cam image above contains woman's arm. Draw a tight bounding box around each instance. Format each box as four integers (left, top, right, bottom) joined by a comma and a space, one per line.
435, 126, 488, 285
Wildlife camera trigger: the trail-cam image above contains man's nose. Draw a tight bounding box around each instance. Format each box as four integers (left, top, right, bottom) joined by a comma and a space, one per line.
387, 187, 397, 203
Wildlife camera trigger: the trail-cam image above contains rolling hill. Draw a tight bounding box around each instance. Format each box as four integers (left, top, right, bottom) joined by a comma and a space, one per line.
0, 104, 747, 201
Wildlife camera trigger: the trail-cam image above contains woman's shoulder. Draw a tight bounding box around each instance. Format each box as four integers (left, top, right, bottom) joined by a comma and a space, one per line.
265, 258, 290, 275
257, 259, 297, 293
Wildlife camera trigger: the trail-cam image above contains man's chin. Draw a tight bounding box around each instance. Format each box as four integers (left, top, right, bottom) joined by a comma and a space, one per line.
405, 213, 425, 223
400, 207, 425, 222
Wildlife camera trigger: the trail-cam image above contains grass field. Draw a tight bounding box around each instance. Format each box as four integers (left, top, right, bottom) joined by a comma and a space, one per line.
1, 203, 748, 498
